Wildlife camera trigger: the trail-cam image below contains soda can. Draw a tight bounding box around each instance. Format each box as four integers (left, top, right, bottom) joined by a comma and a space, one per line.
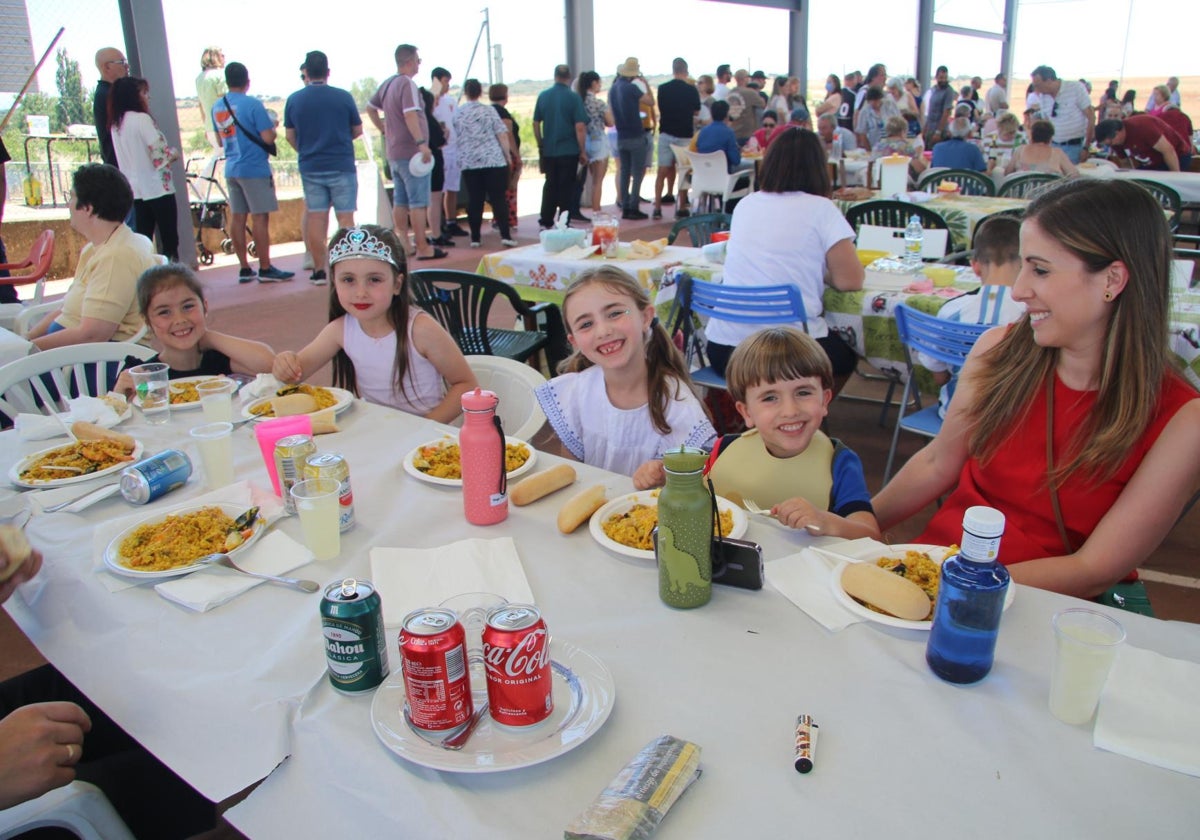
274, 434, 316, 514
119, 450, 193, 505
304, 452, 355, 532
482, 604, 553, 726
320, 578, 388, 695
398, 608, 473, 732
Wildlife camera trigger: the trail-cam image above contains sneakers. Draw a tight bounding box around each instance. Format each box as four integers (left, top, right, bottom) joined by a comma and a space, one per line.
443, 222, 470, 238
568, 213, 591, 224
257, 265, 295, 282
469, 241, 482, 248
662, 194, 676, 205
238, 267, 256, 283
428, 235, 456, 247
676, 208, 691, 219
301, 252, 315, 270
500, 238, 519, 247
652, 208, 663, 220
622, 209, 649, 221
310, 270, 328, 285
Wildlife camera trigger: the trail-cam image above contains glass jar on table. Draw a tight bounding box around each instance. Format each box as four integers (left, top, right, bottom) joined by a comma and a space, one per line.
590, 212, 620, 259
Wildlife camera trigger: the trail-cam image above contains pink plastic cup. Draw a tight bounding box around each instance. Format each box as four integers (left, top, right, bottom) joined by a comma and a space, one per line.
254, 414, 314, 496
710, 231, 731, 243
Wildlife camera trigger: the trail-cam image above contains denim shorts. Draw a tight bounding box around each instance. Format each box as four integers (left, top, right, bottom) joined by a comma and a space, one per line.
226, 176, 279, 215
657, 133, 687, 166
301, 170, 358, 213
585, 136, 608, 161
390, 157, 431, 208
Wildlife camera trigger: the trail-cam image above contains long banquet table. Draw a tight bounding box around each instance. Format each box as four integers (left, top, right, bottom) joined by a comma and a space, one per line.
2, 398, 1198, 838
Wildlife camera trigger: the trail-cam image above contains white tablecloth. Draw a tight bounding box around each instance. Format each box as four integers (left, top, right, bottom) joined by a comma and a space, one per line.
0, 326, 33, 367
1077, 165, 1200, 203
3, 401, 1198, 837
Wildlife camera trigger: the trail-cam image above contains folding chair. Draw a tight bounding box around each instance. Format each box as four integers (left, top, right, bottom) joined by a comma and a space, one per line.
687, 150, 755, 214
0, 229, 55, 332
883, 304, 990, 483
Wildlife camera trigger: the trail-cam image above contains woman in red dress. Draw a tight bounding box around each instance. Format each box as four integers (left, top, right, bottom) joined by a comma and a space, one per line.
874, 179, 1200, 598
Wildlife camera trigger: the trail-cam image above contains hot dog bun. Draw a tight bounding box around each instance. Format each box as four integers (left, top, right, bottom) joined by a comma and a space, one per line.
310, 408, 339, 435
841, 562, 932, 621
511, 464, 576, 506
557, 484, 606, 534
70, 421, 136, 450
272, 393, 319, 417
0, 525, 32, 583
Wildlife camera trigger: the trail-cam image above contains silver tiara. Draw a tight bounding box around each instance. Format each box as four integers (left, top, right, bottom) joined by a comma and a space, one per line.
328, 228, 398, 269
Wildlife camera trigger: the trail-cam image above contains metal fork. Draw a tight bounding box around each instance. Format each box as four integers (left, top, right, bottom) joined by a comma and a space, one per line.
742, 497, 822, 535
195, 552, 320, 593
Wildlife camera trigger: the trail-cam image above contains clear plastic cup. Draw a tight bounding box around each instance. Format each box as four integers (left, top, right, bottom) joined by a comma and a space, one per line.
197, 379, 237, 423
129, 363, 170, 425
1049, 608, 1126, 725
189, 421, 235, 489
290, 478, 340, 561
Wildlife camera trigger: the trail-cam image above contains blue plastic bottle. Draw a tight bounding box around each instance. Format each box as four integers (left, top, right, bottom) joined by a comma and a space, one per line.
925, 506, 1010, 684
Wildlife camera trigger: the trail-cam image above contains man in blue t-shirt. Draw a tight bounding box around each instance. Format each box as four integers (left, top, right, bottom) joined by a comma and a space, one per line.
284, 50, 363, 285
609, 57, 652, 220
212, 62, 294, 283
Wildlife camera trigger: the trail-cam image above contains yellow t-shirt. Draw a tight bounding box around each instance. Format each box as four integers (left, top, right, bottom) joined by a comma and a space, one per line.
56, 224, 154, 342
708, 427, 835, 510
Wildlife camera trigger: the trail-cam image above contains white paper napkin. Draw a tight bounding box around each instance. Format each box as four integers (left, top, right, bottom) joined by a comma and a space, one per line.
243, 374, 283, 400
554, 244, 600, 261
766, 548, 863, 632
369, 537, 535, 627
15, 396, 127, 440
92, 481, 279, 593
1093, 644, 1200, 777
154, 530, 314, 612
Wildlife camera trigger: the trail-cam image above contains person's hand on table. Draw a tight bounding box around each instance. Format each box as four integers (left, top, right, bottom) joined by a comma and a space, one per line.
0, 701, 91, 810
772, 497, 830, 534
113, 369, 135, 400
0, 548, 42, 605
272, 351, 303, 383
632, 459, 665, 490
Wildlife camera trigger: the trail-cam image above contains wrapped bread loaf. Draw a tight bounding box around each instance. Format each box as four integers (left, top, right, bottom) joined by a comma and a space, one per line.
564, 735, 701, 840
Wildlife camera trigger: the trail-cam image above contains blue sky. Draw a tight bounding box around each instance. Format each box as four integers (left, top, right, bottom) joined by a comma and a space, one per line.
21, 0, 1196, 101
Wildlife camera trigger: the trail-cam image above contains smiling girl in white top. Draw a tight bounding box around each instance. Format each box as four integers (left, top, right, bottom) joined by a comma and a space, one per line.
273, 226, 476, 422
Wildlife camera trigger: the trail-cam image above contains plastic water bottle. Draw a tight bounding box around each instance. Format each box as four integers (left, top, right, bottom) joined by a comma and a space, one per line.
925, 506, 1010, 684
904, 215, 924, 266
460, 388, 508, 526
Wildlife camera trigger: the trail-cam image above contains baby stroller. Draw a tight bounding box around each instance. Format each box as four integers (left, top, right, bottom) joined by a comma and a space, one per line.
186, 155, 255, 265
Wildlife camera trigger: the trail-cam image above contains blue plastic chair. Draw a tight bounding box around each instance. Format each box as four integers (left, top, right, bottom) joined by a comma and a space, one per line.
669, 275, 807, 391
883, 304, 991, 483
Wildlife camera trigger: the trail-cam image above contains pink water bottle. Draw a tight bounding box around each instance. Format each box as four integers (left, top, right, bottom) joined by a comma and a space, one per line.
460, 388, 508, 525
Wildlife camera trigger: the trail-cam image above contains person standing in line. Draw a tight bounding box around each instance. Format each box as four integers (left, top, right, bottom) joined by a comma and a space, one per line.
195, 47, 227, 153
1029, 65, 1095, 164
366, 44, 446, 261
533, 64, 588, 229
431, 67, 468, 239
609, 58, 650, 220
713, 64, 732, 101
285, 50, 363, 285
452, 78, 517, 248
654, 58, 701, 220
923, 65, 955, 147
986, 73, 1009, 116
576, 72, 612, 217
212, 61, 295, 282
489, 84, 524, 230
109, 76, 180, 262
93, 47, 128, 167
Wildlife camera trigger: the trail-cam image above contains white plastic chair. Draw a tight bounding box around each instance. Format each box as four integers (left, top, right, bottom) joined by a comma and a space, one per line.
856, 224, 949, 261
686, 149, 755, 214
14, 303, 149, 345
451, 356, 547, 441
669, 143, 693, 194
0, 780, 136, 840
0, 342, 155, 420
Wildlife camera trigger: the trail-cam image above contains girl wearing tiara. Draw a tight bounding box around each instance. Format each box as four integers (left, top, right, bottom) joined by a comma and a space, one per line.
273, 225, 476, 422
534, 266, 716, 489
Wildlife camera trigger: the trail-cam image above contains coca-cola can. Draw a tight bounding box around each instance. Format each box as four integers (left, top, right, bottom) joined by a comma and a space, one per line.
482, 604, 553, 726
398, 608, 473, 732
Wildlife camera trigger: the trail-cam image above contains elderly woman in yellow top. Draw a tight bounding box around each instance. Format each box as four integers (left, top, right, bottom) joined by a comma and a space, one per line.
28, 165, 155, 350
196, 46, 227, 151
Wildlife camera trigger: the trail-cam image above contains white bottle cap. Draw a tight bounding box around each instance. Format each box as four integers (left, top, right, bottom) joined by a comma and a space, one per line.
964, 505, 1005, 538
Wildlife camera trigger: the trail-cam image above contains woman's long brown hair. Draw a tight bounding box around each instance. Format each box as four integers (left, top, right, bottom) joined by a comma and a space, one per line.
559, 266, 699, 435
964, 179, 1173, 484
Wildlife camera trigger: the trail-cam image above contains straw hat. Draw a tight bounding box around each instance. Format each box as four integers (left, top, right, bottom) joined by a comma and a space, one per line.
617, 57, 641, 78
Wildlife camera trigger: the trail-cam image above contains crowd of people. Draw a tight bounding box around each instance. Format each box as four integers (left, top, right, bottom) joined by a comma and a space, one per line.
1, 44, 1198, 832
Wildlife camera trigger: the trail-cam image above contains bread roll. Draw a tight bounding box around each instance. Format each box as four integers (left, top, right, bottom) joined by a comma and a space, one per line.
70, 421, 136, 450
841, 562, 932, 621
0, 525, 32, 583
557, 484, 606, 534
511, 464, 576, 506
310, 408, 339, 435
271, 393, 319, 416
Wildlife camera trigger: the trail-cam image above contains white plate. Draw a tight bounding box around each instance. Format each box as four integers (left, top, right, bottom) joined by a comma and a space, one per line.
159, 375, 241, 411
103, 502, 266, 580
240, 386, 355, 421
402, 435, 537, 487
828, 543, 1015, 631
588, 490, 749, 562
371, 639, 615, 773
9, 440, 144, 489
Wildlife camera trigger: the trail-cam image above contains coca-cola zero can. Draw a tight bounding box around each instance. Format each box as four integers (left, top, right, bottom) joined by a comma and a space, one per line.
398, 608, 473, 732
482, 603, 553, 726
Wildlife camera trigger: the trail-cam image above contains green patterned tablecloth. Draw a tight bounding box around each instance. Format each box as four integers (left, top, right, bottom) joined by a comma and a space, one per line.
833, 192, 1029, 250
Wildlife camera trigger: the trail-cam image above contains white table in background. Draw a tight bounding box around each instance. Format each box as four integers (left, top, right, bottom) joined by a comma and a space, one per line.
0, 326, 33, 367
2, 401, 1198, 838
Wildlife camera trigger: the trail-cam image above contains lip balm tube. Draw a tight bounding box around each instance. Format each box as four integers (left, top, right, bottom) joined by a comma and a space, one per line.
794, 714, 818, 774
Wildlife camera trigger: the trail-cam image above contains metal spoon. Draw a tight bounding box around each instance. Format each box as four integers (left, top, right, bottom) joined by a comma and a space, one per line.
441, 701, 490, 750
195, 552, 320, 593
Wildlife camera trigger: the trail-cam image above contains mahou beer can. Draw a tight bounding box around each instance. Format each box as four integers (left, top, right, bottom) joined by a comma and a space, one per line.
482, 604, 553, 726
399, 608, 473, 732
321, 578, 388, 694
